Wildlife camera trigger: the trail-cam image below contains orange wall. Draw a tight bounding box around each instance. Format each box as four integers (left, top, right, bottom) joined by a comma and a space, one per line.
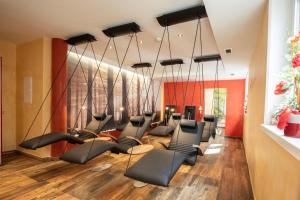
51, 38, 68, 157
164, 79, 246, 137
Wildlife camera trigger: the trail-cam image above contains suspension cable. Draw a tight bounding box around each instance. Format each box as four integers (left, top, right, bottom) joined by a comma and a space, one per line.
125, 27, 167, 171
191, 62, 200, 105
81, 35, 134, 158
169, 18, 200, 180
36, 42, 90, 147
134, 33, 150, 112
90, 42, 109, 103
199, 19, 205, 117
153, 67, 166, 114
212, 61, 217, 114
74, 46, 97, 112
63, 39, 111, 153
166, 26, 178, 108
164, 67, 173, 109
102, 34, 134, 114
22, 45, 74, 142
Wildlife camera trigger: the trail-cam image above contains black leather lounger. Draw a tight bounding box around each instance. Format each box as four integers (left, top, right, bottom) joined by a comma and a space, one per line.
19, 132, 84, 150
149, 113, 181, 136
71, 114, 113, 140
111, 114, 152, 154
59, 140, 116, 164
59, 114, 153, 164
201, 115, 218, 142
19, 113, 113, 150
144, 111, 157, 122
116, 112, 155, 131
125, 119, 205, 186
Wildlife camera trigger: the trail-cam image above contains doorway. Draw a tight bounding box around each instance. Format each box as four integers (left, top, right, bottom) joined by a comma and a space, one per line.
204, 88, 227, 135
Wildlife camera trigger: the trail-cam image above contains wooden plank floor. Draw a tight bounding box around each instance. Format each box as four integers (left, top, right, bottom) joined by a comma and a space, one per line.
0, 135, 253, 200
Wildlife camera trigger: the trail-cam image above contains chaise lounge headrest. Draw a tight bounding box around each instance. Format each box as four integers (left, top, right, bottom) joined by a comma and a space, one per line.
203, 115, 216, 122
130, 116, 145, 126
172, 113, 182, 120
93, 113, 106, 121
144, 111, 153, 117
180, 119, 197, 129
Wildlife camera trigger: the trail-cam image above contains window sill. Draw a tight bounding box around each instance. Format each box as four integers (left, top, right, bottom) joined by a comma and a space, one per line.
261, 124, 300, 161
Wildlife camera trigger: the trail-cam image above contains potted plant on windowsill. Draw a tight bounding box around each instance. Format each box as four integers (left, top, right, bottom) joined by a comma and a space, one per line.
272, 31, 300, 138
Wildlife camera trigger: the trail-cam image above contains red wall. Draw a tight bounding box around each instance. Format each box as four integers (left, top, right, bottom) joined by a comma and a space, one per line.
51, 38, 68, 157
164, 79, 246, 138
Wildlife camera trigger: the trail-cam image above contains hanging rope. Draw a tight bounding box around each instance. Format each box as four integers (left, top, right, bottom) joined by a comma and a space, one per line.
191, 61, 200, 105
211, 60, 220, 116
179, 64, 185, 108
217, 61, 220, 117
78, 34, 133, 158
36, 42, 90, 147
73, 34, 132, 126
169, 18, 200, 180
125, 27, 167, 172
90, 42, 110, 107
22, 45, 75, 142
164, 68, 172, 107
103, 34, 134, 114
120, 33, 148, 115
153, 67, 166, 115
63, 39, 112, 154
134, 33, 149, 111
74, 46, 97, 113
124, 67, 139, 116
199, 19, 205, 118
166, 26, 178, 108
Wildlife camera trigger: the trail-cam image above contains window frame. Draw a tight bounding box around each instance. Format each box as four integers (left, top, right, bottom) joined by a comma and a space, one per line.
294, 0, 300, 33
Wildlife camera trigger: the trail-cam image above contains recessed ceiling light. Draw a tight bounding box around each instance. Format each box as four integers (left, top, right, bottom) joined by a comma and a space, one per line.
230, 73, 235, 76
109, 45, 112, 49
177, 33, 183, 38
225, 48, 232, 55
140, 40, 143, 44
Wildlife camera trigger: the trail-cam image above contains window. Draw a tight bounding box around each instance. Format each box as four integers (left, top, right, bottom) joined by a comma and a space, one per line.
264, 0, 296, 124
261, 0, 300, 160
294, 0, 300, 32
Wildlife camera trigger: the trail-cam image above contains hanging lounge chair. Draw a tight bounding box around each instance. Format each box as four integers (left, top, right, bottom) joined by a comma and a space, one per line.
201, 115, 218, 142
19, 113, 113, 150
59, 113, 154, 164
124, 119, 205, 186
148, 113, 182, 136
69, 113, 114, 140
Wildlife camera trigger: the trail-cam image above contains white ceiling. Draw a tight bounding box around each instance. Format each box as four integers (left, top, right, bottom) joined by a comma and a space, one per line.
0, 0, 266, 80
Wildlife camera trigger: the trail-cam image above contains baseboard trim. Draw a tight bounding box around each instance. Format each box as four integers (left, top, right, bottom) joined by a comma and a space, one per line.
2, 150, 17, 155
224, 135, 243, 140
16, 150, 58, 161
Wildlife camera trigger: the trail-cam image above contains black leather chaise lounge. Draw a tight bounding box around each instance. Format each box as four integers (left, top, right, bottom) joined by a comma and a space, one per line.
124, 119, 205, 186
201, 115, 218, 142
69, 113, 114, 140
59, 113, 153, 164
116, 111, 156, 131
19, 113, 113, 150
148, 113, 182, 136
